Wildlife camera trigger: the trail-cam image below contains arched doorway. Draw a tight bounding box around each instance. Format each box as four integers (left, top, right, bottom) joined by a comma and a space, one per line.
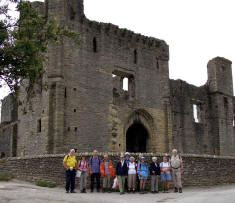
126, 122, 149, 152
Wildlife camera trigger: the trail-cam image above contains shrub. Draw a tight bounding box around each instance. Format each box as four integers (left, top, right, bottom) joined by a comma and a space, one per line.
36, 181, 56, 188
0, 172, 13, 181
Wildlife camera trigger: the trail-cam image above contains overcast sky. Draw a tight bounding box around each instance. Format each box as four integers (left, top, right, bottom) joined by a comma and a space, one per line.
1, 0, 235, 102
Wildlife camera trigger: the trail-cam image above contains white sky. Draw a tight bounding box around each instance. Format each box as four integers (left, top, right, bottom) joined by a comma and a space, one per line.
0, 0, 235, 102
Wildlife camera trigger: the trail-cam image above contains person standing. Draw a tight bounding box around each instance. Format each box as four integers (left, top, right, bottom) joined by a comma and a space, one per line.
136, 153, 143, 192
77, 155, 88, 193
88, 150, 101, 192
137, 157, 149, 194
160, 156, 171, 193
127, 156, 137, 193
149, 157, 160, 193
63, 149, 78, 193
124, 152, 130, 192
100, 154, 115, 193
116, 153, 128, 195
170, 149, 183, 193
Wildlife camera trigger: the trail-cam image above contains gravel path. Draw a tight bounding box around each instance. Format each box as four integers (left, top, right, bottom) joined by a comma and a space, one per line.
0, 180, 235, 203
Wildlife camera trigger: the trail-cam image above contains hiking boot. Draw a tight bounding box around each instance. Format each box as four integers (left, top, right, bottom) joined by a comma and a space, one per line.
66, 190, 69, 193
179, 188, 182, 193
174, 187, 178, 193
102, 188, 106, 193
70, 190, 76, 193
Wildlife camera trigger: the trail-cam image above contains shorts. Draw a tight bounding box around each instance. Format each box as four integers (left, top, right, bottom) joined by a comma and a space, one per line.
161, 172, 172, 181
139, 177, 148, 180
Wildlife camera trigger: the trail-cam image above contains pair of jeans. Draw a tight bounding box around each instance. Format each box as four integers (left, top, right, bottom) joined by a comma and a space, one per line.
90, 173, 100, 191
65, 169, 76, 192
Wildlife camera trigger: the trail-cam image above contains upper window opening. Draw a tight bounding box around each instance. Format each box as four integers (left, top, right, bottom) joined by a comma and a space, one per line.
123, 77, 129, 91
93, 37, 97, 52
134, 50, 137, 64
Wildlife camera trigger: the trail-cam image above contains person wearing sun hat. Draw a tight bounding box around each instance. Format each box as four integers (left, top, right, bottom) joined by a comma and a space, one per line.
137, 156, 149, 194
116, 153, 128, 195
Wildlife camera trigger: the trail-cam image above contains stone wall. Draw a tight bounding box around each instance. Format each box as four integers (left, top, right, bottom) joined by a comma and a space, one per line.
1, 153, 235, 188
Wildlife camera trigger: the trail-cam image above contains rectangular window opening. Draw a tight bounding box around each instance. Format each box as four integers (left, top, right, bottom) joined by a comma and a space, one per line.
123, 77, 128, 91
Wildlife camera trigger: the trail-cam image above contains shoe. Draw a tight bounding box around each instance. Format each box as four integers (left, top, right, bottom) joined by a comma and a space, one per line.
174, 187, 178, 193
97, 189, 100, 193
151, 191, 155, 194
165, 189, 169, 193
80, 190, 83, 193
90, 190, 93, 193
108, 189, 112, 193
127, 190, 131, 193
179, 188, 182, 193
66, 190, 69, 193
132, 190, 135, 193
102, 188, 106, 193
70, 190, 76, 193
155, 191, 159, 193
120, 192, 125, 195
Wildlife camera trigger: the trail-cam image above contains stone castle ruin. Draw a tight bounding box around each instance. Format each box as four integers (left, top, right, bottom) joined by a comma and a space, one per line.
1, 0, 235, 157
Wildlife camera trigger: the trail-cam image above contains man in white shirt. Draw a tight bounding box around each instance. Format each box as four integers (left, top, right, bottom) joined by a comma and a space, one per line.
170, 149, 183, 193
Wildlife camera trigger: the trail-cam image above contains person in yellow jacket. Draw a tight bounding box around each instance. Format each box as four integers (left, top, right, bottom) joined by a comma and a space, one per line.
63, 149, 78, 193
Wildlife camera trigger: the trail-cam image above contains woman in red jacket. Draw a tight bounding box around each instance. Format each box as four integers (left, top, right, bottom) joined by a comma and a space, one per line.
100, 154, 115, 193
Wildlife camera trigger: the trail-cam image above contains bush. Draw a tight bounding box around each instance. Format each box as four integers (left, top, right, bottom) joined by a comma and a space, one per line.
36, 181, 56, 188
0, 172, 13, 181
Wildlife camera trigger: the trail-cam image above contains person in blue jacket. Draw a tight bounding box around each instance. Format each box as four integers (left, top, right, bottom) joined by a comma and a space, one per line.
137, 157, 148, 194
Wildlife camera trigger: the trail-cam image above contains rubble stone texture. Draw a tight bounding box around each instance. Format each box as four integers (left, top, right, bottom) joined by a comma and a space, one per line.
0, 0, 235, 157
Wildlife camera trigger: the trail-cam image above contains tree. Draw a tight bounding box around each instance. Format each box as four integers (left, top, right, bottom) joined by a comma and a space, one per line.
0, 0, 79, 95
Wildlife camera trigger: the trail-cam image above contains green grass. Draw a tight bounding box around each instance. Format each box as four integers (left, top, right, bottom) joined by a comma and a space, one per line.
36, 181, 56, 188
0, 172, 13, 181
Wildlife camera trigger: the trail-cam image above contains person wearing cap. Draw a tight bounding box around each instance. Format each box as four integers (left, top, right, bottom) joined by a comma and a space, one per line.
127, 156, 137, 193
170, 149, 183, 193
124, 152, 130, 192
116, 153, 128, 195
63, 149, 78, 193
149, 157, 160, 193
100, 154, 115, 193
137, 157, 149, 194
160, 156, 172, 193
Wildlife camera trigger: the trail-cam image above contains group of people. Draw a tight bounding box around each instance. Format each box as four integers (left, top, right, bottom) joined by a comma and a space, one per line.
62, 149, 183, 195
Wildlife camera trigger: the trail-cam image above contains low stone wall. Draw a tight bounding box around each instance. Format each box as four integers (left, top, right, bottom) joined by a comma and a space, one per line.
1, 153, 235, 188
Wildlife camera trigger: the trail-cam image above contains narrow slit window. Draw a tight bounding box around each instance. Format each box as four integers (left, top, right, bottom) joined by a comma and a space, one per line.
64, 88, 67, 98
193, 104, 199, 123
156, 58, 159, 69
134, 49, 137, 64
93, 37, 97, 52
123, 77, 128, 91
37, 119, 42, 133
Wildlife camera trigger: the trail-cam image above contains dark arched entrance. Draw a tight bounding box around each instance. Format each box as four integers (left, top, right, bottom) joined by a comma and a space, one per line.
126, 122, 148, 152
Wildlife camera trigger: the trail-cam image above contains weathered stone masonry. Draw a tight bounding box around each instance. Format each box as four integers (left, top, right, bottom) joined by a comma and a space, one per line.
0, 0, 235, 157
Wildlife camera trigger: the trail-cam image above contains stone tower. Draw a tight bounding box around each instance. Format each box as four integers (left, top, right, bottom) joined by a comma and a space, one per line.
207, 57, 234, 155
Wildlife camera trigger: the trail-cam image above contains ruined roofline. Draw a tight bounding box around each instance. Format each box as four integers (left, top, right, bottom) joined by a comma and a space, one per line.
170, 79, 207, 89
208, 56, 232, 65
31, 0, 169, 58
